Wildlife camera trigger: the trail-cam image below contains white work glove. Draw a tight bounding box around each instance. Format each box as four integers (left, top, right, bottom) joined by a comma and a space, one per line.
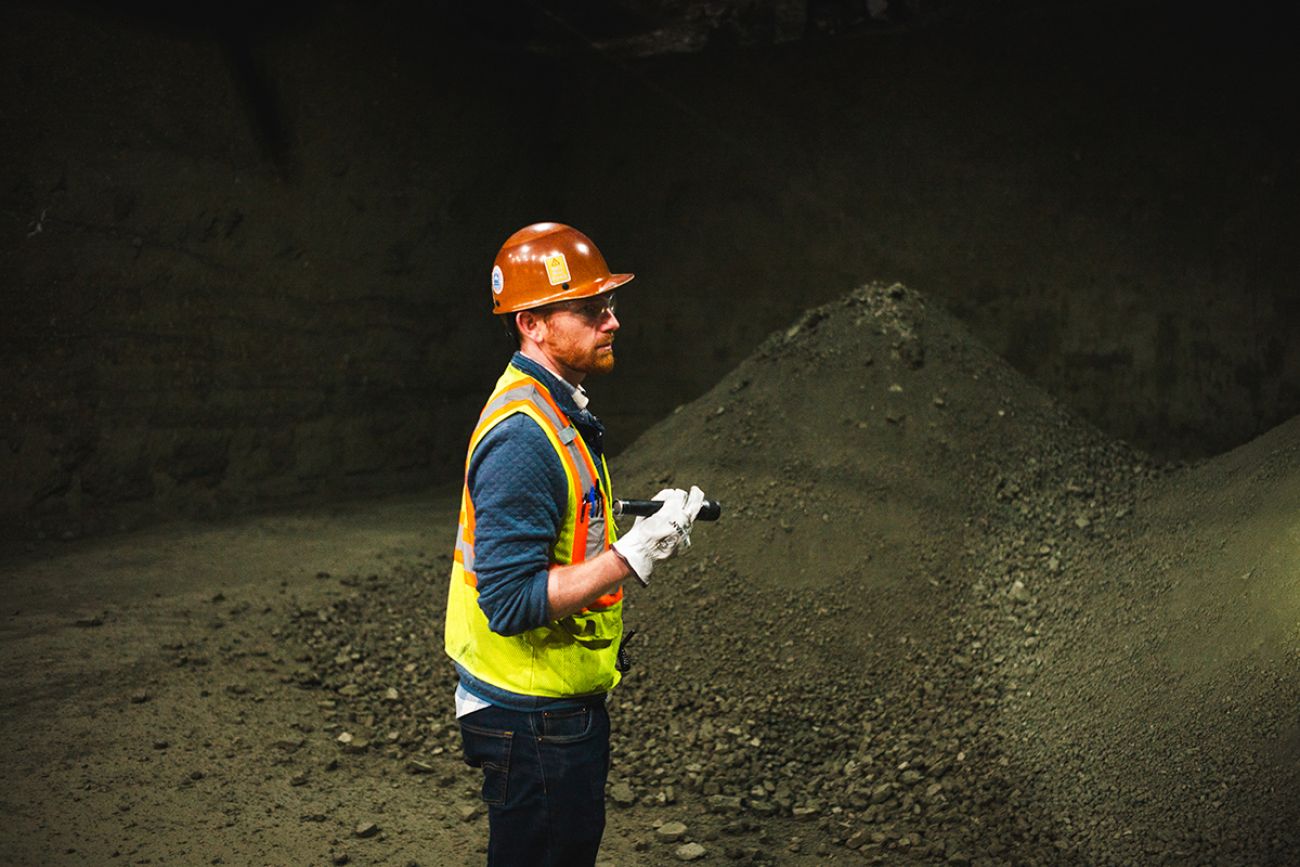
612, 486, 706, 586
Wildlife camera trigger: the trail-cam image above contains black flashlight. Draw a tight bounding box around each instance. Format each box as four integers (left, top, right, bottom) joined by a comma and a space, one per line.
612, 498, 722, 521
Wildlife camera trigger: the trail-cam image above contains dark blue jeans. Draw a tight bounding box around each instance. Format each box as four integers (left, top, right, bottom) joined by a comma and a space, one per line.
459, 700, 611, 867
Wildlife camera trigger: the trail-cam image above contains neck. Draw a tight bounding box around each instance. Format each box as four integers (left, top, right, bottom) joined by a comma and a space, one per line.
520, 343, 584, 386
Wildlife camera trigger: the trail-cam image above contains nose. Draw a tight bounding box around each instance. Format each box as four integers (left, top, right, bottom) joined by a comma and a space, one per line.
603, 309, 620, 332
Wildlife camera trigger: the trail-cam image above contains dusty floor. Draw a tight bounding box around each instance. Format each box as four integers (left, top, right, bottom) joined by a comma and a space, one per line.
2, 284, 1298, 866
0, 491, 839, 866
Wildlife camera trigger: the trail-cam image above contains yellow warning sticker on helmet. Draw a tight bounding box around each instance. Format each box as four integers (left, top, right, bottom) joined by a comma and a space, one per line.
545, 253, 571, 286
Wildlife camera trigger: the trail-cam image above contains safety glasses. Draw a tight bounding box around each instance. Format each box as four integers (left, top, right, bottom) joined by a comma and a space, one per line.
546, 292, 617, 322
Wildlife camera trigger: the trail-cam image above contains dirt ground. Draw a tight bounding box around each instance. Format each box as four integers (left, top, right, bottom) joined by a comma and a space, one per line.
2, 284, 1297, 866
0, 495, 845, 867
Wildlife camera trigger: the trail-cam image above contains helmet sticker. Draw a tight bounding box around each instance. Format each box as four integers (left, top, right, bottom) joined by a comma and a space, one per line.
545, 253, 571, 287
491, 265, 504, 295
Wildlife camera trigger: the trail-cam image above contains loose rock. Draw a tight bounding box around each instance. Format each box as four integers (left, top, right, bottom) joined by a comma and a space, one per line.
675, 842, 707, 861
609, 782, 636, 807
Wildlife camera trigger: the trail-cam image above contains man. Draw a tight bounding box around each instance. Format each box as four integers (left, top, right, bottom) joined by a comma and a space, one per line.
445, 222, 707, 866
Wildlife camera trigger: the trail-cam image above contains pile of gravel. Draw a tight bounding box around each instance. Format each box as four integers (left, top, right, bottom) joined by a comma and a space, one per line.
275, 283, 1298, 865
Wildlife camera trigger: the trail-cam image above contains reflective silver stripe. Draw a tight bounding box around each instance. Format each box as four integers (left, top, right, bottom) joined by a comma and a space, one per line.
478, 384, 541, 422
583, 454, 616, 560
586, 511, 606, 559
455, 526, 475, 574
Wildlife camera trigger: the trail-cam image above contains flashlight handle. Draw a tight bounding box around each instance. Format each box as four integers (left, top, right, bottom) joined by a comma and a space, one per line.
613, 498, 722, 521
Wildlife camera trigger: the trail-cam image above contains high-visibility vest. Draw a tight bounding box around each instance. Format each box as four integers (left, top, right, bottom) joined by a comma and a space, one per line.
444, 362, 623, 698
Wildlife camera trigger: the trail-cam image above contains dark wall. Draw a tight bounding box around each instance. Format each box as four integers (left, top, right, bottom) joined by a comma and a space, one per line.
555, 1, 1300, 459
2, 0, 1297, 539
2, 3, 555, 537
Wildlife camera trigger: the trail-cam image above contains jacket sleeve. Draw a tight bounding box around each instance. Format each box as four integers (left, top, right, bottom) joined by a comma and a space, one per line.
466, 413, 569, 636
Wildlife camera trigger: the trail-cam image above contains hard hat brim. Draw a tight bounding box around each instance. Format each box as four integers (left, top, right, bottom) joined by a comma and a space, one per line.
500, 271, 634, 314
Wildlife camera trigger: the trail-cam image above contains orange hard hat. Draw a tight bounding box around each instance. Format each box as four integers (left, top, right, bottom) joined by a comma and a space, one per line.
490, 222, 634, 314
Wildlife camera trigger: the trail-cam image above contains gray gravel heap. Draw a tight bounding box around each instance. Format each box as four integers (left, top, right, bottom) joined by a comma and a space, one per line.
275, 283, 1298, 865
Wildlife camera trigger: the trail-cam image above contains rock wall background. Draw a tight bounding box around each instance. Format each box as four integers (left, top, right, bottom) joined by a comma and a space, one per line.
2, 0, 1296, 539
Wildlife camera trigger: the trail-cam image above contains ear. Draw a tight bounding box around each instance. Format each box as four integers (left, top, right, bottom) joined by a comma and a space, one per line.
515, 309, 548, 345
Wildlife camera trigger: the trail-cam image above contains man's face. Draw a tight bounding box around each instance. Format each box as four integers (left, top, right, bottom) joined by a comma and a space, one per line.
534, 292, 620, 381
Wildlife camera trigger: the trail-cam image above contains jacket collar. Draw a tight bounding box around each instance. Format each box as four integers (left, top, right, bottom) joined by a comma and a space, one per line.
510, 352, 586, 420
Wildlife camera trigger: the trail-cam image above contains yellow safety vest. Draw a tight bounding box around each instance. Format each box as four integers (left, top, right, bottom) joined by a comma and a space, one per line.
444, 362, 623, 698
